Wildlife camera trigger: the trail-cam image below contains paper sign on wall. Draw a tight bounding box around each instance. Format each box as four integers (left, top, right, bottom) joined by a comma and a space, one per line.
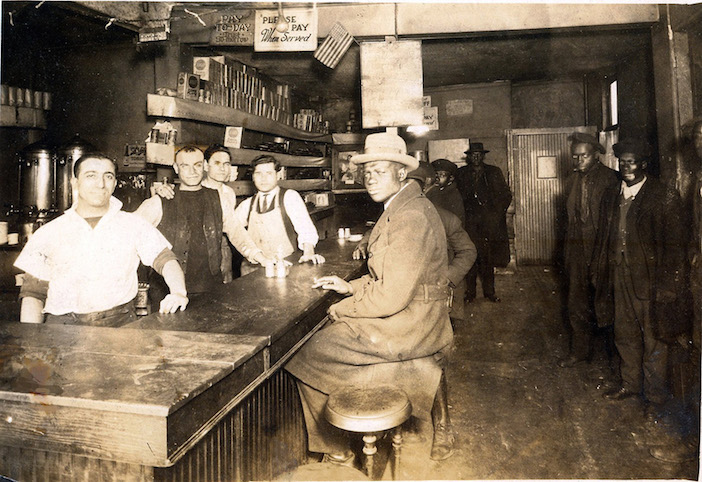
224, 127, 243, 148
254, 8, 318, 52
424, 106, 439, 130
446, 99, 474, 116
423, 96, 432, 108
211, 9, 254, 45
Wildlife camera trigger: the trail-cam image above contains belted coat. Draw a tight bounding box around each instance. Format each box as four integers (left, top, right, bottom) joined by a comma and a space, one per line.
286, 181, 454, 421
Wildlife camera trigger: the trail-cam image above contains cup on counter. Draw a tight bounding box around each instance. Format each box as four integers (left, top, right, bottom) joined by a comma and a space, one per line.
7, 233, 19, 245
338, 227, 347, 239
0, 222, 8, 244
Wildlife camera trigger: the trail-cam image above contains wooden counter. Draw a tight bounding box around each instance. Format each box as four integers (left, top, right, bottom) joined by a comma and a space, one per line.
0, 237, 365, 481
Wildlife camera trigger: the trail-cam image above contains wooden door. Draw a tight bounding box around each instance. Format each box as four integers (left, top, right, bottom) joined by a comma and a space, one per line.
508, 126, 597, 265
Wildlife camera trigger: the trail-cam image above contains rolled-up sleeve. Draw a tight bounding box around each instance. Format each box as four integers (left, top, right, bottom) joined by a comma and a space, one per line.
222, 208, 262, 263
283, 190, 319, 249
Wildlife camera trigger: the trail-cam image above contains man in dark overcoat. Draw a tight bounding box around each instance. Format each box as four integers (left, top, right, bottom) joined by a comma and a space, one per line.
559, 132, 619, 368
595, 139, 685, 421
426, 158, 465, 225
455, 142, 512, 302
286, 132, 454, 464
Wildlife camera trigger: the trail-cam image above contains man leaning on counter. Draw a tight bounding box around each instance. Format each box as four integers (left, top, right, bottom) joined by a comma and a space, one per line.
14, 153, 189, 326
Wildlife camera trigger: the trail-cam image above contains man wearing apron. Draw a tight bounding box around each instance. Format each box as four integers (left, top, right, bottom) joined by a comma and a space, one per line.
235, 154, 324, 275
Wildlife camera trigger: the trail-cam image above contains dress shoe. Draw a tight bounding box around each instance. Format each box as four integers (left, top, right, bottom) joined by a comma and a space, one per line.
603, 387, 639, 401
557, 355, 587, 368
430, 422, 455, 461
484, 295, 501, 303
650, 440, 698, 463
321, 450, 356, 468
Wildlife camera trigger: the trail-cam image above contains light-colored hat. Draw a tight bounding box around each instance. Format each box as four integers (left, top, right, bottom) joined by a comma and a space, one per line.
350, 132, 419, 170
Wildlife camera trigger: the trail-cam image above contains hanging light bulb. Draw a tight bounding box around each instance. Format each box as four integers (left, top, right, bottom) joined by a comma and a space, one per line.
275, 1, 289, 33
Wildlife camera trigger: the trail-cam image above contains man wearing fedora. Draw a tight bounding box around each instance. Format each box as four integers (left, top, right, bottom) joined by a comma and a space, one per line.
286, 132, 454, 464
559, 132, 620, 368
456, 142, 512, 302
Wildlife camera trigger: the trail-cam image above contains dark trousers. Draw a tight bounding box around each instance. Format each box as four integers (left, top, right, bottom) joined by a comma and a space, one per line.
466, 255, 495, 299
296, 380, 350, 454
613, 263, 669, 405
566, 260, 595, 359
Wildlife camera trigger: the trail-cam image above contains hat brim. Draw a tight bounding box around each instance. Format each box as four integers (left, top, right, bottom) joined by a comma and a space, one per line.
350, 152, 419, 170
464, 149, 489, 154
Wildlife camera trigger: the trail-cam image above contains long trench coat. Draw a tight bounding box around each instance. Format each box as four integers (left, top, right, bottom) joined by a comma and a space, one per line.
286, 182, 454, 425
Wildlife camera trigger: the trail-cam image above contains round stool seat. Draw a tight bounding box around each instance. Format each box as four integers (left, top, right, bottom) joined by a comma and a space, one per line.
325, 384, 412, 433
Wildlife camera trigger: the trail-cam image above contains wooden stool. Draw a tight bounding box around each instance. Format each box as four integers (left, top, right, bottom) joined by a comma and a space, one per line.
324, 385, 412, 480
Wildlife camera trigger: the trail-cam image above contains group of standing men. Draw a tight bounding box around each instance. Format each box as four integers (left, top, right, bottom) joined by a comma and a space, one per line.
14, 143, 325, 326
560, 129, 700, 463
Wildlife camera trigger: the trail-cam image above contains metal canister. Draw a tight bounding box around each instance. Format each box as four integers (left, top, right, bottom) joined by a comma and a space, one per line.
23, 88, 33, 108
33, 91, 43, 109
18, 139, 55, 213
55, 134, 95, 212
42, 92, 52, 111
15, 88, 24, 107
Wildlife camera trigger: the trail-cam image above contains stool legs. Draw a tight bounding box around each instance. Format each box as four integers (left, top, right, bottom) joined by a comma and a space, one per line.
392, 427, 403, 480
362, 433, 377, 478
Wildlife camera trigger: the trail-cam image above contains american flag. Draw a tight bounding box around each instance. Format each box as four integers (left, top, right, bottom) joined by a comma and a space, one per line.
314, 22, 354, 69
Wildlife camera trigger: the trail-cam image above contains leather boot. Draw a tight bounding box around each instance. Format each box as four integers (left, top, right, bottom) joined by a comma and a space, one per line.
431, 372, 455, 461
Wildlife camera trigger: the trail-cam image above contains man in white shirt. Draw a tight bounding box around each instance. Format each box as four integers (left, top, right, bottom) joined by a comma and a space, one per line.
15, 154, 188, 326
235, 154, 324, 275
202, 144, 239, 283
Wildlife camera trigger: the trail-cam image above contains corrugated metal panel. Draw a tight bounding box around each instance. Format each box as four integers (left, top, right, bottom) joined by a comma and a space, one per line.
510, 127, 596, 265
154, 369, 306, 482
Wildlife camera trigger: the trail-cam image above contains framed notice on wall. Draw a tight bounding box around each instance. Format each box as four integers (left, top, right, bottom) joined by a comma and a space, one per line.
360, 40, 423, 128
254, 8, 317, 51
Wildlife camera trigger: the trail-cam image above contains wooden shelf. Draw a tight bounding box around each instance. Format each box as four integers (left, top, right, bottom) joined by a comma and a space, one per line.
331, 133, 365, 145
227, 179, 332, 197
0, 105, 46, 129
229, 148, 330, 168
147, 95, 332, 143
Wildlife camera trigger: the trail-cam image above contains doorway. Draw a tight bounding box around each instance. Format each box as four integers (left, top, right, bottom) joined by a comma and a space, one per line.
508, 126, 597, 265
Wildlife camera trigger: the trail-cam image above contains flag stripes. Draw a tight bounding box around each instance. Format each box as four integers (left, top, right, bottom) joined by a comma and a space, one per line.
314, 22, 354, 69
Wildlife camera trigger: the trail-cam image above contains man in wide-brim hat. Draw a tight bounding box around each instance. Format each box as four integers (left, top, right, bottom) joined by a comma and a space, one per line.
455, 141, 512, 303
286, 131, 456, 462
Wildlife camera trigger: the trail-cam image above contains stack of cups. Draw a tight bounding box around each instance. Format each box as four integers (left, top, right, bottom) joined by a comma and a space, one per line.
0, 221, 7, 245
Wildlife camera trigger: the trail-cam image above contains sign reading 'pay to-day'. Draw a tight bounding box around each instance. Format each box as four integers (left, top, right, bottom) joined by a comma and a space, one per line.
254, 8, 318, 52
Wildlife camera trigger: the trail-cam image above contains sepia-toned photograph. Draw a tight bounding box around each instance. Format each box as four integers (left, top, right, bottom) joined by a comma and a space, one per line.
0, 1, 701, 480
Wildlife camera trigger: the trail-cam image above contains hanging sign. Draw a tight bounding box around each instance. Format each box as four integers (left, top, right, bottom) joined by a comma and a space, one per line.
360, 40, 423, 128
254, 8, 318, 52
210, 9, 254, 46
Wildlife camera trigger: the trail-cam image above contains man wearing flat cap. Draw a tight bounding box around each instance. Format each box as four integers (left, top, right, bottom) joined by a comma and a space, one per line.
427, 158, 465, 224
559, 132, 619, 368
456, 142, 512, 302
593, 138, 685, 426
286, 132, 454, 464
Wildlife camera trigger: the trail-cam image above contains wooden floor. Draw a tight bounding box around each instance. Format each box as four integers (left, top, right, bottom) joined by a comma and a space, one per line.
283, 266, 700, 481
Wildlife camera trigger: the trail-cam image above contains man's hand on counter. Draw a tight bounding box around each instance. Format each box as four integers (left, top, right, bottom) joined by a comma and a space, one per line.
299, 253, 325, 264
312, 276, 353, 295
159, 293, 189, 313
353, 243, 369, 260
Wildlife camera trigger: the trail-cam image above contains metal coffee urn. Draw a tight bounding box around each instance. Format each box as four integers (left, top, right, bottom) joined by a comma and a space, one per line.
18, 139, 55, 217
56, 134, 94, 212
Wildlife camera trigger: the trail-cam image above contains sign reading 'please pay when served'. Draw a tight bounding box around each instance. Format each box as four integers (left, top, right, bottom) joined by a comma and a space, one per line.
254, 9, 318, 52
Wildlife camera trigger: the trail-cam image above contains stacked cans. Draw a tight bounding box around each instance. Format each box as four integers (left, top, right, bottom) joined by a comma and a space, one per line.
1, 85, 52, 110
